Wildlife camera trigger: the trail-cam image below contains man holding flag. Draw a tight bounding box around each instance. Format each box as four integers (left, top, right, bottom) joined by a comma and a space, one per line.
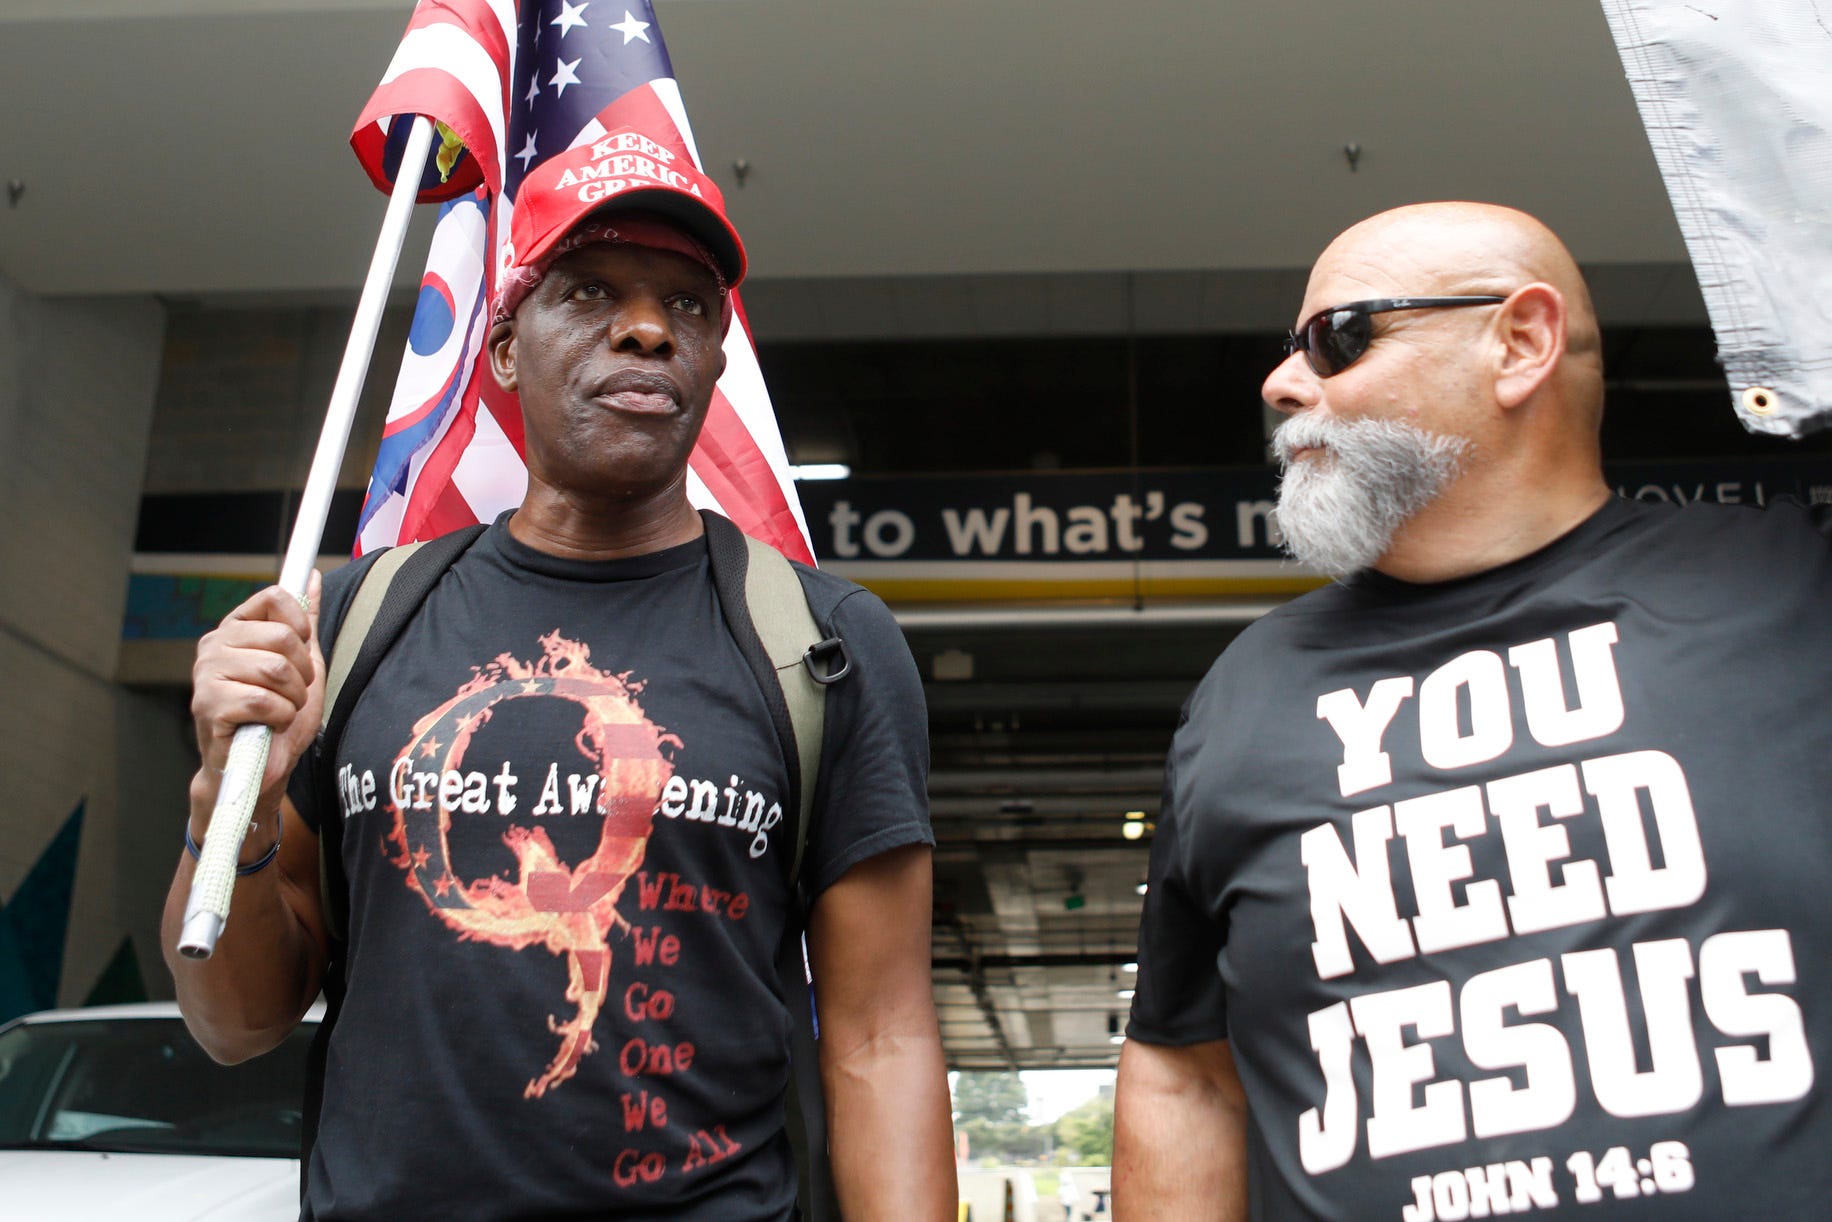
164, 2, 955, 1218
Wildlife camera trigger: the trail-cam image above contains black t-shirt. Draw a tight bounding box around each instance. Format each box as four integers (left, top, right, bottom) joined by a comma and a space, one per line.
1131, 497, 1832, 1220
288, 516, 931, 1220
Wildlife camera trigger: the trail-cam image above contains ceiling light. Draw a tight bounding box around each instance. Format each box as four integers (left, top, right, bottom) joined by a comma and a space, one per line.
931, 648, 974, 682
1121, 820, 1144, 841
1117, 988, 1135, 1000
788, 463, 850, 481
1121, 962, 1138, 973
1134, 881, 1149, 895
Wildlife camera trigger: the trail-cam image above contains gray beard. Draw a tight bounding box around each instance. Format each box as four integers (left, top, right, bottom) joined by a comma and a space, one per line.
1271, 415, 1470, 579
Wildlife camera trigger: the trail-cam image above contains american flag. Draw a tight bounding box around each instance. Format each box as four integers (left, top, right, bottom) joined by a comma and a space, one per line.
350, 0, 814, 562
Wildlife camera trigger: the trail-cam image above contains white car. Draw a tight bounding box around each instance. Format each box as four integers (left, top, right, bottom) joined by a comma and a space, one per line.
0, 1000, 320, 1221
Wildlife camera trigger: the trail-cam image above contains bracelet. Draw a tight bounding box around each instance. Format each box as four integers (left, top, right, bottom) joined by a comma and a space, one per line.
183, 816, 283, 876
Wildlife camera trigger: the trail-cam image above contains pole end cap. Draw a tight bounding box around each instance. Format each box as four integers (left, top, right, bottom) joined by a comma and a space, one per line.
177, 912, 226, 959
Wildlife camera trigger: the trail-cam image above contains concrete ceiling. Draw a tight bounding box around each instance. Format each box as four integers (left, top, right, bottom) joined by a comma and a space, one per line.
0, 0, 1685, 305
916, 616, 1217, 1071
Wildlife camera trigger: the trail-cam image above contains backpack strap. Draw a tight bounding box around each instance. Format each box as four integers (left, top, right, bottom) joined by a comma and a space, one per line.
322, 544, 425, 721
744, 530, 828, 884
699, 510, 845, 1222
699, 510, 842, 888
316, 525, 487, 942
301, 524, 484, 1190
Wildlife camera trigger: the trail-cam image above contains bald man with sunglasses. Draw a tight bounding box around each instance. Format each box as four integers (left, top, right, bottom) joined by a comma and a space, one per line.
1114, 202, 1832, 1220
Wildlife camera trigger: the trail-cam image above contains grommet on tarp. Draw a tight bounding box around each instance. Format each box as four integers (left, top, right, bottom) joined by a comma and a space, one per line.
1741, 386, 1779, 416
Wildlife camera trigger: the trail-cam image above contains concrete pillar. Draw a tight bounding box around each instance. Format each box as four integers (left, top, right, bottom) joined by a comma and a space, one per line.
0, 270, 173, 1008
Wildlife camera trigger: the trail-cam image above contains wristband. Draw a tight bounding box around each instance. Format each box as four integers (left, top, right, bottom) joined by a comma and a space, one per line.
183, 816, 283, 876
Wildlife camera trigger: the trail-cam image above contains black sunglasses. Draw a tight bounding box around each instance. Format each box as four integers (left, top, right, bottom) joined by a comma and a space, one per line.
1283, 296, 1508, 377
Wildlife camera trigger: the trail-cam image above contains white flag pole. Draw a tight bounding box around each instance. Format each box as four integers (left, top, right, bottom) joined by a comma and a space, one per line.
178, 114, 439, 959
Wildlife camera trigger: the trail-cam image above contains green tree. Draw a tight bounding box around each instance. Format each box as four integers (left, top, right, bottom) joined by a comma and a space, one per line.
952, 1071, 1029, 1127
1054, 1093, 1114, 1166
953, 1072, 1045, 1162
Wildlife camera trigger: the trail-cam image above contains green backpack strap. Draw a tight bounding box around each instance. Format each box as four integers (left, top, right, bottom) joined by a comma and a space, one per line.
738, 530, 830, 884
315, 526, 486, 942
322, 541, 428, 718
317, 539, 429, 942
700, 510, 850, 891
700, 511, 847, 1221
300, 528, 482, 1183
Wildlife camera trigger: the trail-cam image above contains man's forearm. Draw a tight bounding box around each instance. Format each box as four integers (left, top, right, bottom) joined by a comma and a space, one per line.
1114, 1037, 1250, 1220
824, 1028, 957, 1217
161, 796, 327, 1063
807, 844, 955, 1216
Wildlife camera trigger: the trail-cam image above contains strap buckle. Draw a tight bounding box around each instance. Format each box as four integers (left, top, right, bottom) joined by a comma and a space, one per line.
802, 637, 851, 686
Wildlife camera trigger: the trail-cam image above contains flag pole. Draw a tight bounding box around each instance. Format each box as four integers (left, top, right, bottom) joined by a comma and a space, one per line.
178, 114, 439, 960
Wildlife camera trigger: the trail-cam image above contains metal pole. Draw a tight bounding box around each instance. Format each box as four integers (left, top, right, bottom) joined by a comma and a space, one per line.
178, 114, 438, 959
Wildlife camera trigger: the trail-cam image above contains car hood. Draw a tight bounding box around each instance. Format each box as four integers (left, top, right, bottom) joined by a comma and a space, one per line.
0, 1150, 299, 1221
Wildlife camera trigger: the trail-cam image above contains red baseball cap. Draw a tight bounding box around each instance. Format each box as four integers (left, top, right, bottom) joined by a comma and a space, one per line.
505, 128, 747, 290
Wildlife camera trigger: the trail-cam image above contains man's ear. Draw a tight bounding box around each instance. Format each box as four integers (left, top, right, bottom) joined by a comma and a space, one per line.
1492, 283, 1566, 410
487, 319, 518, 392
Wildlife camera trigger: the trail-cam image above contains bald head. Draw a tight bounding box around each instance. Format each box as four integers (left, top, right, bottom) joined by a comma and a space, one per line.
1319, 202, 1603, 401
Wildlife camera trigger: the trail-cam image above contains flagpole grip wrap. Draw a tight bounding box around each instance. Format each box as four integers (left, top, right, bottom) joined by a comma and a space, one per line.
177, 723, 273, 957
174, 114, 438, 962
